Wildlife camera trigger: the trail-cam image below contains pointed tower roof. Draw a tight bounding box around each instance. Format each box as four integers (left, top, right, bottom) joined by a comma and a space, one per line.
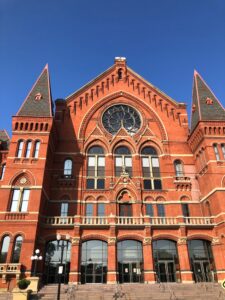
17, 65, 53, 117
191, 70, 225, 131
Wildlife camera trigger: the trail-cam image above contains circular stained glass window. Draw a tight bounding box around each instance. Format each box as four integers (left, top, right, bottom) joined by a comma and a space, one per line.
102, 105, 141, 135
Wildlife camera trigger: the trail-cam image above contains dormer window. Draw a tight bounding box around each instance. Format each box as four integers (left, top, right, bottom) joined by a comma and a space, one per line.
35, 93, 42, 101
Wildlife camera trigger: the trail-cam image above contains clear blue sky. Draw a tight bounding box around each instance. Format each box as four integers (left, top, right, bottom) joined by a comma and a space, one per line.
1, 0, 225, 135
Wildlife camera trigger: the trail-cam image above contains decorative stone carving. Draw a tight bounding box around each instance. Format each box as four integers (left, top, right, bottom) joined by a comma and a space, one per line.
211, 237, 220, 245
72, 237, 80, 245
20, 177, 27, 184
177, 237, 187, 245
108, 237, 116, 245
143, 237, 152, 245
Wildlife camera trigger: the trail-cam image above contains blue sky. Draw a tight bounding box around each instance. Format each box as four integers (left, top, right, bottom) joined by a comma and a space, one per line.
1, 0, 225, 135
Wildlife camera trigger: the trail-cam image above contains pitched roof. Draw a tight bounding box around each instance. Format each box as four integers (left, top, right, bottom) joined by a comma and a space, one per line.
190, 70, 225, 132
17, 65, 53, 117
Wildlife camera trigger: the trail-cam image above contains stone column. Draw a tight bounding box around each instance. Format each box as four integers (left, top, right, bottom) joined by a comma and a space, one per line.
211, 237, 225, 283
107, 237, 117, 284
177, 238, 193, 283
69, 237, 80, 284
143, 237, 155, 283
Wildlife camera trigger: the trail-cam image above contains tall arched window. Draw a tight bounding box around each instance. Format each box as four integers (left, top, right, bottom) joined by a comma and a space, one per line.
115, 146, 132, 177
221, 144, 225, 159
141, 147, 161, 190
33, 141, 40, 158
213, 143, 220, 161
87, 146, 105, 189
174, 160, 184, 177
63, 159, 73, 178
0, 164, 6, 180
81, 240, 107, 284
10, 189, 30, 212
0, 236, 10, 263
25, 140, 32, 158
11, 236, 23, 263
16, 140, 24, 158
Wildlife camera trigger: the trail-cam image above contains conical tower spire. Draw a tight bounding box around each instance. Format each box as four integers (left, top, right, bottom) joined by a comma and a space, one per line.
190, 70, 225, 132
17, 65, 53, 117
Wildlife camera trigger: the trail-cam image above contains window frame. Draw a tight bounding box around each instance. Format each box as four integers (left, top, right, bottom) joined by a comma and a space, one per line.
87, 146, 105, 190
63, 159, 73, 178
0, 164, 6, 180
0, 236, 10, 263
11, 235, 23, 263
16, 140, 24, 158
10, 188, 30, 212
174, 160, 184, 177
33, 140, 40, 158
114, 146, 132, 177
25, 140, 32, 158
213, 143, 220, 161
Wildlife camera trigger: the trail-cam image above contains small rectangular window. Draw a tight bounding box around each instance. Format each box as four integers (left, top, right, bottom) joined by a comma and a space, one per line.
154, 179, 162, 190
86, 203, 94, 216
61, 203, 69, 216
157, 204, 165, 217
10, 189, 20, 212
143, 180, 152, 190
213, 144, 220, 161
87, 179, 95, 189
98, 204, 105, 216
146, 204, 153, 217
97, 179, 105, 189
182, 203, 190, 217
20, 189, 30, 212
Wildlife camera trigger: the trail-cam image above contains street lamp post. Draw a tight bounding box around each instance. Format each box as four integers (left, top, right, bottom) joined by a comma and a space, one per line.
56, 233, 70, 300
31, 249, 43, 277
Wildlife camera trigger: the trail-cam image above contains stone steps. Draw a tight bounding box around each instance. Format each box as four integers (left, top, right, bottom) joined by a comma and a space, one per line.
30, 283, 225, 300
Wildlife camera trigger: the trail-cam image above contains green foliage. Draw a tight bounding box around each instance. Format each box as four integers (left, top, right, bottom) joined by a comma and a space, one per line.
17, 279, 31, 290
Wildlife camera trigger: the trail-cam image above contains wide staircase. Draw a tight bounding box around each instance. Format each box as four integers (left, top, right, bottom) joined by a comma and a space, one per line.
29, 283, 225, 300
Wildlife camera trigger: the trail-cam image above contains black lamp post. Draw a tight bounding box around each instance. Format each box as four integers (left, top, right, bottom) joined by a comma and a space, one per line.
56, 233, 70, 300
31, 249, 43, 277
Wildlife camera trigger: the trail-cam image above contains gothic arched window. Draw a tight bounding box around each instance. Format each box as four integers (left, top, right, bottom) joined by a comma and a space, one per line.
0, 236, 10, 263
16, 140, 24, 158
141, 146, 161, 190
174, 160, 184, 177
25, 140, 32, 158
33, 141, 40, 158
63, 159, 73, 178
87, 146, 105, 189
114, 146, 132, 177
11, 236, 23, 263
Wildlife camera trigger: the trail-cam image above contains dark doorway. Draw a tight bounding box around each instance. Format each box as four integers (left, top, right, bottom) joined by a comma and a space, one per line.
157, 261, 176, 282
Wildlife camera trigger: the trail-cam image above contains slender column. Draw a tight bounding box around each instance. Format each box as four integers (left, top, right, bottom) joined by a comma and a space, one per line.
211, 237, 225, 283
107, 237, 117, 284
143, 238, 155, 283
69, 237, 80, 284
177, 238, 193, 283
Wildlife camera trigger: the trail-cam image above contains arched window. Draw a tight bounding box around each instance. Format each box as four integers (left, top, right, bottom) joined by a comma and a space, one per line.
141, 146, 161, 190
174, 160, 184, 177
11, 236, 23, 263
115, 146, 132, 177
0, 164, 6, 180
33, 141, 40, 158
221, 144, 225, 159
25, 140, 32, 158
63, 159, 73, 178
188, 240, 214, 282
153, 240, 178, 282
117, 240, 143, 283
87, 146, 105, 189
16, 140, 24, 158
81, 240, 108, 284
0, 236, 10, 263
213, 143, 220, 161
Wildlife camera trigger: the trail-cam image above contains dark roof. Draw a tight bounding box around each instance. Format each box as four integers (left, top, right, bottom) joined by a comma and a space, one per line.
191, 71, 225, 132
0, 130, 10, 150
17, 65, 53, 117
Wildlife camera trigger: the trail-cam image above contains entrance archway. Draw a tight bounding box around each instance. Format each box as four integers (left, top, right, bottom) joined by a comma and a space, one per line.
117, 240, 143, 283
81, 240, 107, 284
44, 240, 71, 284
188, 239, 214, 282
153, 240, 179, 282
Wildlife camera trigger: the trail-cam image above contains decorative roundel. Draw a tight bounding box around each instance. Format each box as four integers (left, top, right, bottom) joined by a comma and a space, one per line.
102, 105, 141, 135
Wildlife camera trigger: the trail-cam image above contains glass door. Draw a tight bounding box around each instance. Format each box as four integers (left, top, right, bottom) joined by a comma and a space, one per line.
119, 262, 142, 283
193, 261, 212, 282
157, 261, 176, 282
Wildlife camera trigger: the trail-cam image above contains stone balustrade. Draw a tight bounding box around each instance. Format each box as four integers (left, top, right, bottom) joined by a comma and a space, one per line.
43, 216, 214, 227
0, 263, 21, 281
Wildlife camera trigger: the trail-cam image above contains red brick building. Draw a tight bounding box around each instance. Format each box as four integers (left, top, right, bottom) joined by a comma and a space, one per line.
0, 57, 225, 289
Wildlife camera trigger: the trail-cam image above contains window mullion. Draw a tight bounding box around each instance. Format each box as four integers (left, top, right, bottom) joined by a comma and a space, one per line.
18, 188, 23, 212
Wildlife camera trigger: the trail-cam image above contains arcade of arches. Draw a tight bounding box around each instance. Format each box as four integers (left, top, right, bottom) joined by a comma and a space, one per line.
43, 239, 215, 284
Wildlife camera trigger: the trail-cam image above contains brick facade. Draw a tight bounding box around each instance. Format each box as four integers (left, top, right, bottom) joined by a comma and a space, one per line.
0, 58, 225, 289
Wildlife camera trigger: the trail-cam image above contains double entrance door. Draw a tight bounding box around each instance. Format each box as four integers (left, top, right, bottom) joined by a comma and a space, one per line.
193, 260, 212, 282
81, 262, 107, 284
118, 262, 143, 283
45, 262, 70, 284
157, 260, 176, 282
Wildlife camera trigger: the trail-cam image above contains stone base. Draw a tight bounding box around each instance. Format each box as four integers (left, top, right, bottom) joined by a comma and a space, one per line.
12, 289, 31, 300
26, 276, 40, 293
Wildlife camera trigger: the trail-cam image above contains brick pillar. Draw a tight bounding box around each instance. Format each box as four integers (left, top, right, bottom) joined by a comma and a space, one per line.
211, 237, 225, 283
107, 237, 117, 284
69, 237, 80, 284
143, 238, 155, 283
177, 238, 193, 283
